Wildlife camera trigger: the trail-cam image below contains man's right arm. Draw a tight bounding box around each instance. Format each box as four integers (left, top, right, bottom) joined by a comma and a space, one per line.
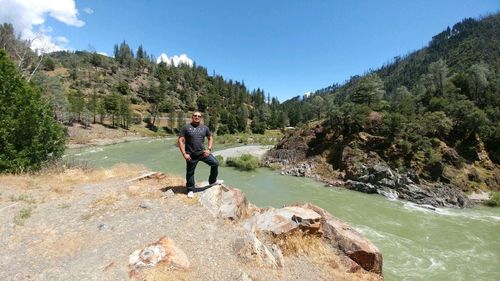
178, 136, 191, 161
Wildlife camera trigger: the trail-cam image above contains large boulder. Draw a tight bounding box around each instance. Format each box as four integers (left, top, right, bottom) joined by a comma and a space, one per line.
243, 206, 322, 235
199, 184, 250, 220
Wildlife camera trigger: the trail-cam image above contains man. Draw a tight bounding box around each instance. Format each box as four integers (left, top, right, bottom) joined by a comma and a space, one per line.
178, 111, 222, 198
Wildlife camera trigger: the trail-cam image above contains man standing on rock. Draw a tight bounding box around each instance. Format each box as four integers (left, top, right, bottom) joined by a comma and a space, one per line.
178, 111, 222, 198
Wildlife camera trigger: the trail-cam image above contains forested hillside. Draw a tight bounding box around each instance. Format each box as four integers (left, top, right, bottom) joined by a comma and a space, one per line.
0, 23, 286, 136
274, 14, 499, 194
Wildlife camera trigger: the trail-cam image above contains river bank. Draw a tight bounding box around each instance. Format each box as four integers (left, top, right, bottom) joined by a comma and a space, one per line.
65, 123, 160, 149
0, 164, 382, 281
64, 139, 500, 281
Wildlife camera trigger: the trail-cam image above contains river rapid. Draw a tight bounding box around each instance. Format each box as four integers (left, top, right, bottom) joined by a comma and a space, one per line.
66, 138, 500, 281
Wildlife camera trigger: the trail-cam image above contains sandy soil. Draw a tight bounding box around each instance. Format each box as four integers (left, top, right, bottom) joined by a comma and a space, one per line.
0, 166, 381, 281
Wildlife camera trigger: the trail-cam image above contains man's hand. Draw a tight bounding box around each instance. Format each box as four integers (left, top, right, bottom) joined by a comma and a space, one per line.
202, 149, 210, 158
183, 153, 192, 161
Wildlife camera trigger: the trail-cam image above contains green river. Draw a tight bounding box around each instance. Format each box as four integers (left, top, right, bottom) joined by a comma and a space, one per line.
66, 138, 500, 281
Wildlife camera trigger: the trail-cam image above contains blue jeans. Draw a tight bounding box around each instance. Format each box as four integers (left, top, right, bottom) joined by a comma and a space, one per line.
186, 154, 219, 190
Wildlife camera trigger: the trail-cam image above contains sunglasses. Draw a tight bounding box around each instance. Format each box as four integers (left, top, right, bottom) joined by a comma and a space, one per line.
192, 115, 202, 117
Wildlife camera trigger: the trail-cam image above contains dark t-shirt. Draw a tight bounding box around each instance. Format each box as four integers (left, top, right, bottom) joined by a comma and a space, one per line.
179, 123, 212, 155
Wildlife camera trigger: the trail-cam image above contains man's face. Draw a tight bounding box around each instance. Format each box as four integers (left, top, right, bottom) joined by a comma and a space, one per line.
192, 113, 202, 124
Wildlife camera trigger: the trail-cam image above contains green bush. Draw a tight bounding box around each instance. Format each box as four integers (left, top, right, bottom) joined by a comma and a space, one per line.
13, 206, 33, 225
215, 155, 225, 166
484, 192, 500, 207
0, 49, 65, 172
226, 154, 260, 171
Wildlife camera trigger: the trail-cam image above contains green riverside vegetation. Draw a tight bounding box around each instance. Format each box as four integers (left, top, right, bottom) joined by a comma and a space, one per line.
226, 154, 260, 171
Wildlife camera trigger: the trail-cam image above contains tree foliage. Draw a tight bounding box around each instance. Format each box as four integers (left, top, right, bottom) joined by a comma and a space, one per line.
0, 49, 65, 172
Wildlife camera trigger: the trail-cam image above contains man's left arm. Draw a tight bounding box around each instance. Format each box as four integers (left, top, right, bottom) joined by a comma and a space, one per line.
204, 134, 213, 157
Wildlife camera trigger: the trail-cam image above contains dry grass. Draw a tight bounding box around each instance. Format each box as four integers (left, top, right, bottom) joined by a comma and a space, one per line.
0, 164, 146, 195
90, 192, 119, 208
132, 267, 190, 281
270, 230, 342, 269
272, 231, 330, 257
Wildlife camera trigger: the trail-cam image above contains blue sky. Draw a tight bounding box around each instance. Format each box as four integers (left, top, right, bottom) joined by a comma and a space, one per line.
2, 0, 498, 101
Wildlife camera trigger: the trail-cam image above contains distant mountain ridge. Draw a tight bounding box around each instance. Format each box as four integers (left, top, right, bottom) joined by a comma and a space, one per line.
273, 14, 500, 202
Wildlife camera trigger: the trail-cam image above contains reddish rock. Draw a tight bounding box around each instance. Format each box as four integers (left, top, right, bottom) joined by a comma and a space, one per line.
129, 236, 189, 275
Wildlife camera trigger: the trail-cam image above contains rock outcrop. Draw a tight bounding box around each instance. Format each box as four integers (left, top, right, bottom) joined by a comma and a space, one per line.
264, 125, 500, 209
198, 184, 383, 275
266, 143, 473, 208
344, 158, 472, 208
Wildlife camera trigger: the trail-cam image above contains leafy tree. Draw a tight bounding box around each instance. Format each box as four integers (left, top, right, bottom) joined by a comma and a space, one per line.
114, 41, 134, 67
104, 93, 120, 127
350, 73, 385, 108
31, 73, 68, 122
311, 95, 326, 120
381, 112, 407, 139
467, 63, 490, 105
42, 57, 56, 71
116, 80, 130, 95
177, 111, 186, 131
0, 49, 65, 172
390, 86, 416, 116
250, 115, 266, 134
87, 90, 99, 124
119, 96, 132, 129
237, 105, 249, 132
68, 90, 85, 121
420, 111, 453, 138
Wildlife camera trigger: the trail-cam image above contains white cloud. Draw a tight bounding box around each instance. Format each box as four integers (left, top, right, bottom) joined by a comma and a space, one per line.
0, 0, 84, 52
83, 7, 94, 15
157, 53, 194, 67
55, 36, 69, 44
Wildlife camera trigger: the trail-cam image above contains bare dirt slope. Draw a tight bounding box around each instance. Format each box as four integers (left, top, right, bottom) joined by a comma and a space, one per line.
0, 165, 381, 281
66, 123, 151, 148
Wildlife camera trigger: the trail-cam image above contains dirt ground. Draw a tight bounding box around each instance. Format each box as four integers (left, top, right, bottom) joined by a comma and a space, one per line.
0, 165, 381, 281
65, 123, 152, 148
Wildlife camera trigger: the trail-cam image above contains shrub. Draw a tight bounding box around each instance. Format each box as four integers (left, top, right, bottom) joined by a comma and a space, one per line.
0, 49, 65, 172
13, 206, 33, 225
226, 154, 259, 171
484, 192, 500, 207
215, 155, 225, 166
